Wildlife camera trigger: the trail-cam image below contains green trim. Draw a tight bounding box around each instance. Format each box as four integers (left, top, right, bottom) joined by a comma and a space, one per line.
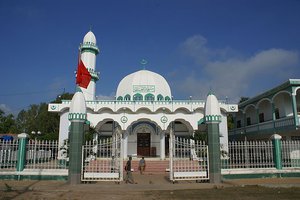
80, 42, 99, 54
222, 172, 300, 179
0, 175, 68, 180
157, 94, 164, 101
205, 115, 222, 123
165, 96, 171, 101
68, 113, 87, 121
124, 94, 131, 101
198, 118, 205, 125
117, 96, 123, 101
145, 93, 155, 101
133, 93, 143, 101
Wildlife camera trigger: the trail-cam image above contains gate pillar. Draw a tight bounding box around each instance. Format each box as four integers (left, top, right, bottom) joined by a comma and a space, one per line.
68, 89, 87, 185
205, 92, 222, 184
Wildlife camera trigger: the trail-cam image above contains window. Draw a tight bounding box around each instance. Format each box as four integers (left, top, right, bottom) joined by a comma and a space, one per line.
157, 94, 164, 101
275, 108, 280, 119
133, 93, 143, 101
165, 96, 171, 101
117, 96, 123, 101
259, 113, 264, 123
237, 120, 241, 128
124, 94, 131, 101
246, 117, 251, 126
145, 93, 155, 101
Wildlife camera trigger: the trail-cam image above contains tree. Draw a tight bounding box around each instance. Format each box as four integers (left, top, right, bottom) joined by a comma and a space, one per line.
239, 97, 250, 103
0, 109, 18, 133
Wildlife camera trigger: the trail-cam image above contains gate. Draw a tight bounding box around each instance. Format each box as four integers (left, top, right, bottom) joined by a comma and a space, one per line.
170, 134, 209, 182
82, 131, 123, 182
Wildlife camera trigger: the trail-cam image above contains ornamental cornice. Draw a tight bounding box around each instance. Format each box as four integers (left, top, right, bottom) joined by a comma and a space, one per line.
205, 115, 222, 123
68, 113, 87, 121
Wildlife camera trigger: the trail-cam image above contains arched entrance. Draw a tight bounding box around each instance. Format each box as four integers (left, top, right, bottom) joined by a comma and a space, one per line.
132, 122, 157, 157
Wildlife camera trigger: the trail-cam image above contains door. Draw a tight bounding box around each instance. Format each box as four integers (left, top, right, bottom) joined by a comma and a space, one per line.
137, 133, 150, 156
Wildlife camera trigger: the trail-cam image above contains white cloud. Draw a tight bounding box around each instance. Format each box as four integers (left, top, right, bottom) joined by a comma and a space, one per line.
0, 104, 12, 115
174, 35, 300, 102
96, 93, 115, 100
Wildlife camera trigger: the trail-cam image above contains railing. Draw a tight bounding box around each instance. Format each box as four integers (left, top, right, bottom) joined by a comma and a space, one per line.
25, 140, 66, 170
170, 137, 209, 181
0, 140, 18, 171
281, 140, 300, 168
223, 141, 275, 169
274, 116, 294, 128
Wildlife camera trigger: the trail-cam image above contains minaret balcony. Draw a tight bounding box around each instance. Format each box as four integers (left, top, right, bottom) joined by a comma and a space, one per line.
87, 68, 99, 81
80, 42, 99, 54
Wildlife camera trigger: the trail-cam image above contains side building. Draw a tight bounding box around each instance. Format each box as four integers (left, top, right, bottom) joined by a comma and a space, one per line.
229, 79, 300, 141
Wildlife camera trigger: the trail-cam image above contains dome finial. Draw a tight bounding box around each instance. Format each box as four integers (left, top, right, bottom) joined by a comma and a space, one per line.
89, 24, 93, 31
140, 59, 148, 70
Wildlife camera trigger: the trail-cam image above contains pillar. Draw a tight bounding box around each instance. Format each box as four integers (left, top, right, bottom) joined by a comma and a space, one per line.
292, 94, 299, 127
68, 120, 85, 184
207, 122, 221, 183
16, 133, 29, 172
160, 131, 165, 160
271, 134, 282, 169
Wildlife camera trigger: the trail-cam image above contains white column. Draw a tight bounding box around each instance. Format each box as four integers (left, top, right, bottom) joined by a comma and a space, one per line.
160, 131, 165, 160
123, 131, 128, 159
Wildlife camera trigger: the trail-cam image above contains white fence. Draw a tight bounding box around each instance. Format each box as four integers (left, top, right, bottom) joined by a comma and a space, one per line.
223, 141, 275, 169
281, 140, 300, 168
0, 140, 18, 171
81, 133, 123, 182
170, 136, 209, 182
25, 140, 66, 170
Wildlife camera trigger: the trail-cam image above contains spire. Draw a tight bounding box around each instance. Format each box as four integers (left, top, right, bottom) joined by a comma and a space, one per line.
140, 59, 148, 70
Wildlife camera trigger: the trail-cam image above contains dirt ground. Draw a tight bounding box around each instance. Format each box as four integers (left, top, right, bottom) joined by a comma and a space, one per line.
1, 174, 300, 200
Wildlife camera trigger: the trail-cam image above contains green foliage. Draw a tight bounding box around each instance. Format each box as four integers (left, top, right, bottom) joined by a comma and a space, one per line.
239, 96, 250, 103
0, 92, 74, 139
0, 110, 18, 133
227, 114, 234, 130
192, 129, 208, 143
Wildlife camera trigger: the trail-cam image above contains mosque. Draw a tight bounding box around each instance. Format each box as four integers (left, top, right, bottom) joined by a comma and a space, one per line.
48, 31, 238, 160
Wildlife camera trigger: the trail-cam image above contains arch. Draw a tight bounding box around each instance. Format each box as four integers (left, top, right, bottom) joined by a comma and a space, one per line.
155, 107, 172, 114
116, 107, 134, 114
294, 86, 300, 95
256, 98, 273, 122
133, 93, 143, 101
165, 96, 171, 101
96, 107, 114, 114
124, 94, 131, 101
167, 118, 194, 136
126, 118, 162, 133
257, 97, 272, 107
157, 94, 164, 101
117, 96, 123, 101
136, 107, 152, 114
272, 91, 293, 119
174, 107, 191, 114
272, 90, 291, 102
145, 93, 155, 101
243, 104, 256, 113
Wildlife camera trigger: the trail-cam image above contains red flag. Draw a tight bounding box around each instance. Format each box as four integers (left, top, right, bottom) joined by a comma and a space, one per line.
76, 59, 91, 89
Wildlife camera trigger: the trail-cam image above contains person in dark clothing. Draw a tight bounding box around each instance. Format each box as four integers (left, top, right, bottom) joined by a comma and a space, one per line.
124, 156, 134, 183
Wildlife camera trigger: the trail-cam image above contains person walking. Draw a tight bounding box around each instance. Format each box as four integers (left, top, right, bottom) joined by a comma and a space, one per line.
139, 157, 146, 175
124, 156, 134, 183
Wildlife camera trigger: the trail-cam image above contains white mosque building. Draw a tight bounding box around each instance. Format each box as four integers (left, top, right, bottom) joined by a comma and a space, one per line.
48, 31, 238, 159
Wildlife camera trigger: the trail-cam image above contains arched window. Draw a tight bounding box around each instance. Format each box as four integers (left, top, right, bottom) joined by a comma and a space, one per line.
145, 93, 155, 101
133, 93, 143, 101
157, 94, 164, 101
165, 96, 171, 101
124, 94, 131, 101
117, 96, 123, 101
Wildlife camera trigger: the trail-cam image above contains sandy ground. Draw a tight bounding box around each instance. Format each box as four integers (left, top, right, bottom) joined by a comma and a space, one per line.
1, 173, 300, 199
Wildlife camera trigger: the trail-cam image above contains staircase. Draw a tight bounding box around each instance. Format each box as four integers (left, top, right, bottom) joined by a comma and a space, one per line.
125, 159, 169, 174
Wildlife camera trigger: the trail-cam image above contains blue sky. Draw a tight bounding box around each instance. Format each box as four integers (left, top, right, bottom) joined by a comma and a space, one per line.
1, 0, 300, 115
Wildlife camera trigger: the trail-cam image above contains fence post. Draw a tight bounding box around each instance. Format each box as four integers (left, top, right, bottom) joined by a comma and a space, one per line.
271, 134, 282, 169
16, 133, 29, 172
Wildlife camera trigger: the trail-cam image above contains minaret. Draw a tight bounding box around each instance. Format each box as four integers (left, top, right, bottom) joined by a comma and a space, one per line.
205, 92, 222, 183
79, 31, 100, 100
